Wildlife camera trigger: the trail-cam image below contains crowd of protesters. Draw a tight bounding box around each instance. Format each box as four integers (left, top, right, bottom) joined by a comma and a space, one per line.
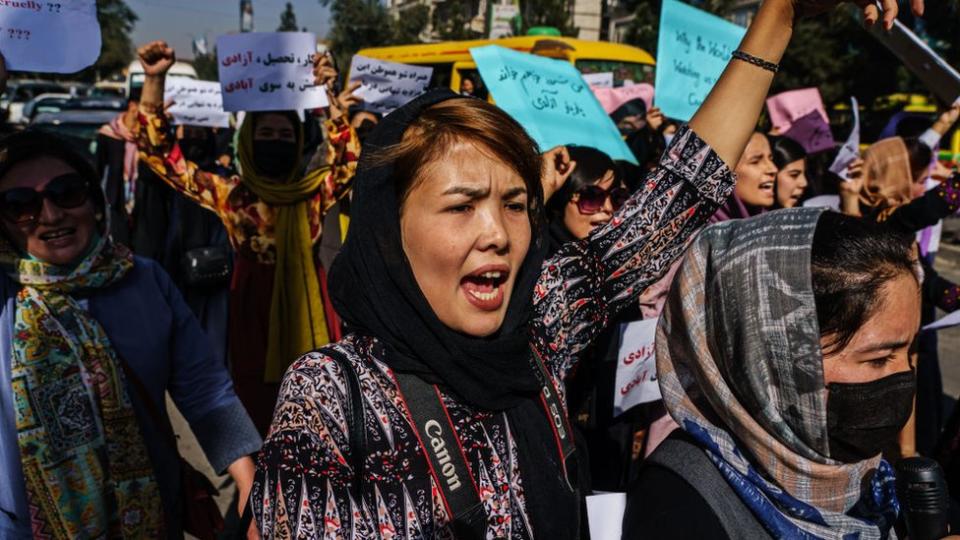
5, 0, 960, 537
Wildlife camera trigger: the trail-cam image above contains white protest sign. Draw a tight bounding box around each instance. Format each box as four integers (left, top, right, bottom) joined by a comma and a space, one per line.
489, 3, 519, 39
164, 79, 230, 128
349, 55, 432, 116
829, 97, 861, 182
0, 0, 100, 73
583, 72, 614, 88
924, 310, 960, 332
586, 493, 627, 540
802, 194, 840, 211
216, 32, 328, 112
613, 319, 660, 416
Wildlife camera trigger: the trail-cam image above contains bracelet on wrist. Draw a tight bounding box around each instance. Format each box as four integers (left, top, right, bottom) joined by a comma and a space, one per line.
731, 50, 780, 74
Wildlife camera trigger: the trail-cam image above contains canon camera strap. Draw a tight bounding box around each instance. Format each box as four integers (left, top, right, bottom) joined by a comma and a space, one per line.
394, 347, 578, 539
394, 371, 487, 540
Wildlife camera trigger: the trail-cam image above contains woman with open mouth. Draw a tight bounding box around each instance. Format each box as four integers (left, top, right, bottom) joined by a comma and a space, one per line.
712, 131, 778, 222
251, 0, 911, 536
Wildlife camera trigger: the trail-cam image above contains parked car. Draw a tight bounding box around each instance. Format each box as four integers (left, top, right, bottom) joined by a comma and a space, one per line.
91, 81, 126, 98
21, 93, 73, 123
31, 110, 119, 156
24, 95, 126, 123
1, 80, 69, 124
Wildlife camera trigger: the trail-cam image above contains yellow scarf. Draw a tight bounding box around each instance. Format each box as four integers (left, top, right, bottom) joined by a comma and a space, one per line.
238, 113, 330, 382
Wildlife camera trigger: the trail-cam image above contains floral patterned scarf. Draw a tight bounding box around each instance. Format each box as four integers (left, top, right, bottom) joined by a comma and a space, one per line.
657, 208, 899, 539
5, 235, 164, 539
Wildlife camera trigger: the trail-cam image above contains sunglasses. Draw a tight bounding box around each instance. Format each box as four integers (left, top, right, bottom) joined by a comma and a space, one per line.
573, 185, 630, 215
0, 173, 91, 224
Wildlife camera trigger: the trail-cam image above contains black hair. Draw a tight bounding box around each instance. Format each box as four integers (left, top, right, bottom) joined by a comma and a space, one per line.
0, 130, 99, 187
0, 130, 105, 232
904, 137, 933, 181
625, 127, 666, 173
252, 110, 302, 135
811, 211, 917, 353
894, 115, 931, 139
771, 136, 807, 170
546, 145, 616, 221
610, 98, 647, 124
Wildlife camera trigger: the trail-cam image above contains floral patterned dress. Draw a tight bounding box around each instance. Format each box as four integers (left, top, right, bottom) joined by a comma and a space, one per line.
252, 126, 735, 538
137, 111, 360, 432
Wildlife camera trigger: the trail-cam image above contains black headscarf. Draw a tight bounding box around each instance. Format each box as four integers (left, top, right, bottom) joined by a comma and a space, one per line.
329, 89, 546, 409
329, 89, 579, 538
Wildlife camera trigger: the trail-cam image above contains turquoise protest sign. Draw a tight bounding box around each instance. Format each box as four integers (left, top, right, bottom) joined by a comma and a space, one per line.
655, 0, 746, 122
470, 45, 637, 164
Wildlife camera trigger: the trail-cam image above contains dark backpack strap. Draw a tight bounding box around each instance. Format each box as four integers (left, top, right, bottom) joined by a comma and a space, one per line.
323, 348, 367, 501
645, 433, 772, 540
394, 371, 486, 540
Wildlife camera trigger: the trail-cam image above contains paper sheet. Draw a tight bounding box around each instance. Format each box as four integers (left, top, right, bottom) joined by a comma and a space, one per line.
349, 55, 432, 115
828, 97, 861, 181
216, 32, 329, 112
0, 0, 100, 73
586, 493, 627, 540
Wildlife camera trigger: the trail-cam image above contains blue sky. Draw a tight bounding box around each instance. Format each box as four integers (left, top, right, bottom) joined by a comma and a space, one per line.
129, 0, 332, 59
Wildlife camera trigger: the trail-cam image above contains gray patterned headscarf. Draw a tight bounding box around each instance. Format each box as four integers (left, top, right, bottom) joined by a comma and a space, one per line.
657, 207, 900, 539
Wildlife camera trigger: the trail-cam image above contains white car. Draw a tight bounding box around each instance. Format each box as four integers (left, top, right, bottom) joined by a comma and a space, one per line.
1, 81, 69, 124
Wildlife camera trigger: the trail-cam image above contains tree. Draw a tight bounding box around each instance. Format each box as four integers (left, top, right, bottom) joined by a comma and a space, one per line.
914, 0, 960, 89
521, 0, 577, 35
433, 0, 482, 40
320, 0, 429, 70
79, 0, 138, 81
325, 0, 394, 68
192, 51, 219, 81
278, 2, 299, 32
394, 4, 431, 43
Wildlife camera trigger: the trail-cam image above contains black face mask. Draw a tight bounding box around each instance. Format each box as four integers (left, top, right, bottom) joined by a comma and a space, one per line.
826, 369, 915, 463
355, 119, 377, 144
253, 140, 298, 178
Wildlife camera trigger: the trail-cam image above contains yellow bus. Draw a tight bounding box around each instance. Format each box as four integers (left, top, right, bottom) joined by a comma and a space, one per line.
353, 36, 655, 99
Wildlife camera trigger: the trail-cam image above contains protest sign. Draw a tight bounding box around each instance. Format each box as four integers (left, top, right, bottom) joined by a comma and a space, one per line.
216, 32, 328, 112
0, 0, 100, 73
592, 83, 654, 114
828, 97, 860, 181
924, 309, 960, 332
802, 195, 840, 211
164, 79, 230, 128
470, 45, 636, 164
586, 493, 627, 540
583, 72, 614, 88
613, 319, 660, 416
654, 0, 746, 122
348, 55, 432, 115
766, 88, 829, 133
783, 110, 835, 154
